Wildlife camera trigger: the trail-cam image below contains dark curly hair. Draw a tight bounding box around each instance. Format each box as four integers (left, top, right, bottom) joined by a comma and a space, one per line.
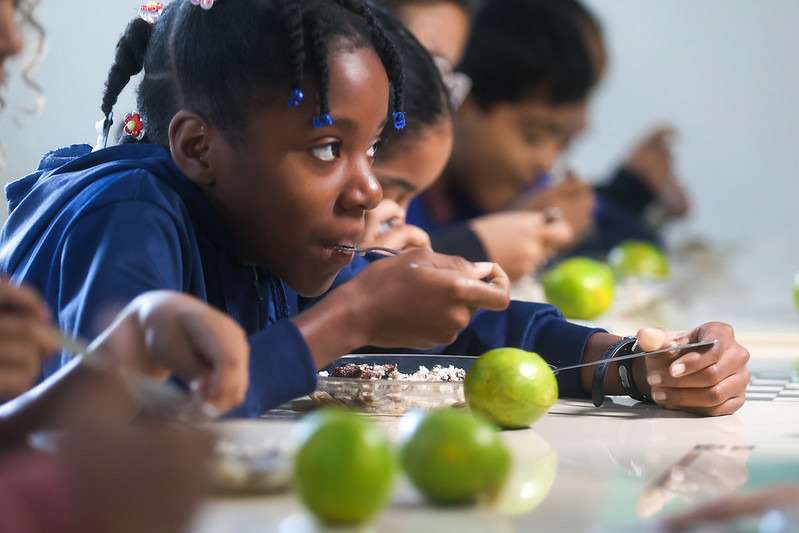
461, 0, 599, 109
372, 4, 450, 160
100, 0, 407, 147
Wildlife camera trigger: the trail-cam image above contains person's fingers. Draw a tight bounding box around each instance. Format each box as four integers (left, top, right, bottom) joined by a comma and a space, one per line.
0, 316, 60, 361
0, 281, 51, 322
451, 276, 510, 311
640, 125, 676, 149
179, 310, 249, 410
373, 224, 431, 251
666, 342, 723, 379
698, 396, 746, 417
635, 328, 674, 352
363, 200, 404, 243
474, 262, 510, 293
0, 343, 41, 396
540, 219, 574, 249
418, 251, 487, 280
647, 347, 749, 388
651, 371, 749, 412
422, 267, 509, 311
665, 323, 742, 378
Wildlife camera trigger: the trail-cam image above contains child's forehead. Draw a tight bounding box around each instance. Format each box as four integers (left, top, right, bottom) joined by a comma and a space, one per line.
242, 47, 390, 137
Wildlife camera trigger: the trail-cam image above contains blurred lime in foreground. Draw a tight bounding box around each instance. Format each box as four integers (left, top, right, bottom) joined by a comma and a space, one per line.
294, 408, 395, 525
400, 409, 510, 504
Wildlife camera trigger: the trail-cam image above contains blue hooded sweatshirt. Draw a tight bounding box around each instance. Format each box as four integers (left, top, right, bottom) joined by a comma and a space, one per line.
0, 144, 602, 417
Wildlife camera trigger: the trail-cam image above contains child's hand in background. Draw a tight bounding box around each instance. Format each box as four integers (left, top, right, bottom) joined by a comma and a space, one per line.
95, 291, 250, 414
0, 280, 59, 399
625, 126, 690, 218
522, 175, 596, 241
470, 211, 574, 281
362, 199, 431, 252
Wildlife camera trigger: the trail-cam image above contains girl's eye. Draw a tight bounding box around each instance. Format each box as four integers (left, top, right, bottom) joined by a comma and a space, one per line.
311, 143, 341, 162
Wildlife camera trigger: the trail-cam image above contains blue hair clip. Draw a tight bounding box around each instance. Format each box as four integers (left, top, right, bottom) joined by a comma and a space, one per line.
288, 88, 304, 108
393, 111, 407, 131
312, 113, 334, 129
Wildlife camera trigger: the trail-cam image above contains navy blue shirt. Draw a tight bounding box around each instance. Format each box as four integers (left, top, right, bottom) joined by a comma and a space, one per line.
0, 144, 601, 416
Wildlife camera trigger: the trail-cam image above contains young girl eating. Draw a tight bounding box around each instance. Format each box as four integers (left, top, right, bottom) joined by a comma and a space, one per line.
0, 0, 749, 418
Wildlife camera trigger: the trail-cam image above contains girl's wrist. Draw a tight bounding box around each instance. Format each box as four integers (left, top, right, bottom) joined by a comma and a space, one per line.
292, 283, 370, 369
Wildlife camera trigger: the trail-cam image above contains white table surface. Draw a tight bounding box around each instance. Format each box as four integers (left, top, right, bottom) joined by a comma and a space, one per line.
193, 238, 799, 532
192, 353, 798, 533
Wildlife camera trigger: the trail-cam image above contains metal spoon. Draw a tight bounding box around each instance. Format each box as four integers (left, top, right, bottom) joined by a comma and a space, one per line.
334, 245, 401, 257
549, 340, 717, 375
57, 331, 219, 423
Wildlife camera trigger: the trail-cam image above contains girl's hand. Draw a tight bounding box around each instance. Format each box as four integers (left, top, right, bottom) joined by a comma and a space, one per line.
635, 323, 750, 416
95, 292, 250, 414
0, 280, 59, 398
350, 248, 510, 349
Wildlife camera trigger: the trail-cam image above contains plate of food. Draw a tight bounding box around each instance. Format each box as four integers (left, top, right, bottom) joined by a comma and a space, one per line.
312, 354, 477, 416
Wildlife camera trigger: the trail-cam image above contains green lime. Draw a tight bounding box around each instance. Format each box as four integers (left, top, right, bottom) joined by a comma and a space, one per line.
542, 257, 615, 320
294, 409, 395, 525
608, 240, 670, 281
465, 348, 558, 429
400, 409, 510, 505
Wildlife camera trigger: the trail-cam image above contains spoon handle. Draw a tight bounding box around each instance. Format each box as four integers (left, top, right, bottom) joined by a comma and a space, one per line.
551, 340, 717, 375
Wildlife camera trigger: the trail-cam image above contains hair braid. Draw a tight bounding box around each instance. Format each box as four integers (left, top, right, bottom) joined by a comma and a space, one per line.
101, 18, 154, 117
334, 0, 405, 128
282, 0, 306, 107
306, 12, 333, 128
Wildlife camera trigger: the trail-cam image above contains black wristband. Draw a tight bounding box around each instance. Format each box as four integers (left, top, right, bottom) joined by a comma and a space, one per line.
619, 352, 653, 403
592, 336, 637, 407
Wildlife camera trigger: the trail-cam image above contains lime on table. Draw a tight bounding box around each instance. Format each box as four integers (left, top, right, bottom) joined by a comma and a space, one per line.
294, 409, 395, 525
400, 409, 510, 505
542, 257, 615, 320
608, 240, 670, 281
465, 348, 558, 429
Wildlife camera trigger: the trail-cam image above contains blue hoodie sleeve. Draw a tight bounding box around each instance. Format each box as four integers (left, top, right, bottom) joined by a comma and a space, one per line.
234, 320, 318, 417
443, 301, 605, 398
49, 200, 190, 373
55, 200, 320, 417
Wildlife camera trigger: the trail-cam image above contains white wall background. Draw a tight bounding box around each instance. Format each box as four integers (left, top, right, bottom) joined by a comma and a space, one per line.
0, 0, 797, 327
576, 0, 799, 242
3, 0, 798, 237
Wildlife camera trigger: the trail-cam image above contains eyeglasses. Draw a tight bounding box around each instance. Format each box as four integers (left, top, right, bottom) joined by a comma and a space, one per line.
433, 55, 472, 111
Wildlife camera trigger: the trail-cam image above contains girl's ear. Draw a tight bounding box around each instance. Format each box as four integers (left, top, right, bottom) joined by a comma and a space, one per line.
168, 110, 220, 187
